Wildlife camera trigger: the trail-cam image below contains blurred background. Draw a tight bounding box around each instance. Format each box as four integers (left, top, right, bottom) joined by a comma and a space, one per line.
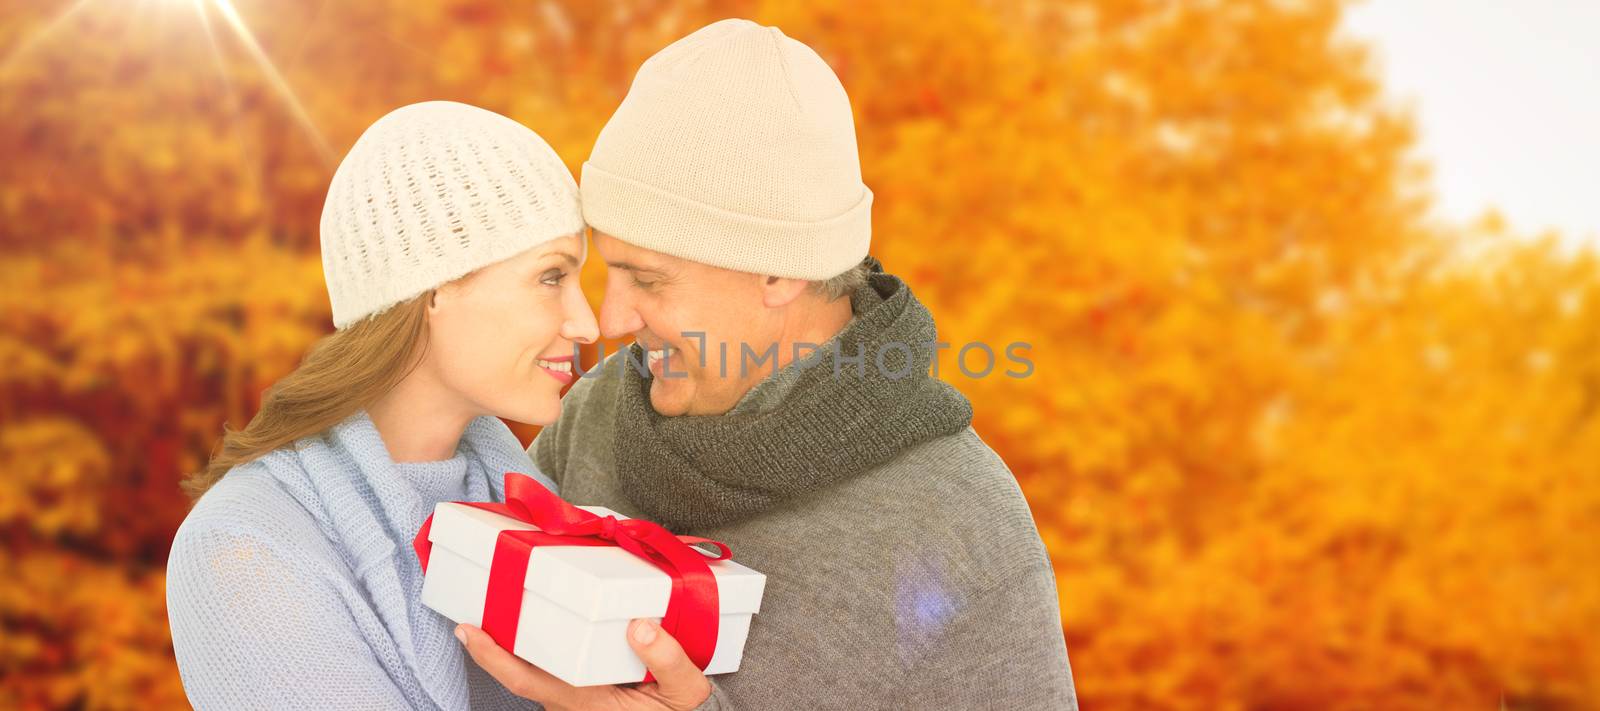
2, 0, 1597, 709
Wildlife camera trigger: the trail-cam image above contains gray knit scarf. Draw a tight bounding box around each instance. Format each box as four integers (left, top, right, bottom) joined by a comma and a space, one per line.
612, 259, 974, 532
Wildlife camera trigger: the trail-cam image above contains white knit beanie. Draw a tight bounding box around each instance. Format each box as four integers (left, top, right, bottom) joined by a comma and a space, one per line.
320, 101, 582, 329
581, 19, 872, 281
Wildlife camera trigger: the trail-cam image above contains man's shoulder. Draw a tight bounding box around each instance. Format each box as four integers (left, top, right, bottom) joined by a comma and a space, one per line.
887, 426, 1026, 503
898, 425, 1011, 471
861, 427, 1051, 570
730, 427, 1053, 634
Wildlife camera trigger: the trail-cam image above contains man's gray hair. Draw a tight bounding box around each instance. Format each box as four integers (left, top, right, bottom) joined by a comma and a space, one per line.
809, 259, 871, 301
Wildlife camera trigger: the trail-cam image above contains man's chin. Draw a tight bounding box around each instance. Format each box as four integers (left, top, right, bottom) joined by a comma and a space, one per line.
647, 378, 691, 417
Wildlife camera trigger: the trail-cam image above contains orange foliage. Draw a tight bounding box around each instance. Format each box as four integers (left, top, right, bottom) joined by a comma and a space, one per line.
1, 1, 1595, 709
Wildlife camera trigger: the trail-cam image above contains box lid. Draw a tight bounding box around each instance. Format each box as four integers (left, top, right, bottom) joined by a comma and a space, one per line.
427, 501, 766, 621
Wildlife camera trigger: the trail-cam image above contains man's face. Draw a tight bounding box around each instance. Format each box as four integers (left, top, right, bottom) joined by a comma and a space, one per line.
593, 230, 779, 416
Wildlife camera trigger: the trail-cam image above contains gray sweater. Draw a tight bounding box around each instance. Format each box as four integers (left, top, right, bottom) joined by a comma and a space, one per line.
531, 353, 1078, 710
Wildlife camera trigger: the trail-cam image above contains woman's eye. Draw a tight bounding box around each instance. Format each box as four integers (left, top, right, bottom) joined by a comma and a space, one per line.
540, 270, 567, 287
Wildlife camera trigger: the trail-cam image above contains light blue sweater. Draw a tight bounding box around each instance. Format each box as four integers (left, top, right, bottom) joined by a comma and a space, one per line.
165, 411, 549, 710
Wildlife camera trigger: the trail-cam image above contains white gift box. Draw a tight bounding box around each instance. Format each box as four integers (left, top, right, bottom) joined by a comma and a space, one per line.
419, 501, 766, 687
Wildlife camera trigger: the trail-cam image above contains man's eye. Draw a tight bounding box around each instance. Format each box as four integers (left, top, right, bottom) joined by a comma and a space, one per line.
540, 270, 567, 287
631, 274, 656, 289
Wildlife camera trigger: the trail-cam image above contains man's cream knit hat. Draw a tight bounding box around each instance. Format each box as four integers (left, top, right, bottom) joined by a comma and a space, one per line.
581, 19, 872, 281
320, 101, 582, 329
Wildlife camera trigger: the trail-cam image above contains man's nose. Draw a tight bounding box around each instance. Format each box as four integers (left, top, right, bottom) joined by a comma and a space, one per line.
598, 283, 643, 339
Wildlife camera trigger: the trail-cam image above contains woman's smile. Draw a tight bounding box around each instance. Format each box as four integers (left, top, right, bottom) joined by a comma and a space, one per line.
536, 355, 575, 385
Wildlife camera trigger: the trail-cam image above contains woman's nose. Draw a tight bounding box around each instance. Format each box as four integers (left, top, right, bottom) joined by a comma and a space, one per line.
562, 290, 599, 344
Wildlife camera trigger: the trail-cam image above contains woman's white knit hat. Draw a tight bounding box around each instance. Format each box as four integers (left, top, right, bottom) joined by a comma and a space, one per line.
320, 101, 582, 329
581, 19, 872, 281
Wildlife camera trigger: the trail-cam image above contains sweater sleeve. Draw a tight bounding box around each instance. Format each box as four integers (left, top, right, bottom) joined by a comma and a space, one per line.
689, 677, 737, 711
900, 563, 1079, 710
166, 521, 415, 710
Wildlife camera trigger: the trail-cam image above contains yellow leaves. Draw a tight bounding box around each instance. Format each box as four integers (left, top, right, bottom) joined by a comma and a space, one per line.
0, 555, 185, 711
0, 419, 110, 538
0, 0, 1596, 709
0, 238, 330, 705
776, 0, 1600, 707
0, 336, 64, 387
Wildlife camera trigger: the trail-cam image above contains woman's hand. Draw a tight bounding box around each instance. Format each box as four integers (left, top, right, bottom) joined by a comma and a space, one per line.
456, 619, 712, 711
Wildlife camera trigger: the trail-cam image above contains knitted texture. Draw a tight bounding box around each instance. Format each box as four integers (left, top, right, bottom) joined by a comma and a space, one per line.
321, 100, 582, 329
534, 353, 1079, 711
166, 411, 551, 710
610, 259, 974, 531
581, 19, 872, 280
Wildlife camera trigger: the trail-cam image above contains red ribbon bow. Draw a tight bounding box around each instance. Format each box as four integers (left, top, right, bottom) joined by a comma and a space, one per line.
414, 472, 732, 681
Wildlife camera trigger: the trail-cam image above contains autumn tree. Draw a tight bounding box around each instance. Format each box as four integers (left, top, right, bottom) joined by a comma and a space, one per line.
1, 1, 1595, 709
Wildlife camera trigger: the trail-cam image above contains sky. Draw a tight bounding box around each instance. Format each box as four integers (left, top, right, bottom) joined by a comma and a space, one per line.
1341, 0, 1600, 251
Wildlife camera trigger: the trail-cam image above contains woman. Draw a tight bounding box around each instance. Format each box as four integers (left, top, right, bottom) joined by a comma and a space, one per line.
166, 101, 598, 710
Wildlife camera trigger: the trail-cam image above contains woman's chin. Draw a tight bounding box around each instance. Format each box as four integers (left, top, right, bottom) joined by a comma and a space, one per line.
496, 396, 562, 427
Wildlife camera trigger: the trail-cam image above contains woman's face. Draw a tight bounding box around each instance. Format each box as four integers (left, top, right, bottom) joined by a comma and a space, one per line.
424, 234, 597, 426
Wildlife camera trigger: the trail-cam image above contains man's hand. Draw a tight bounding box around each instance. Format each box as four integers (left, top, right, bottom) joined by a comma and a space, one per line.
456, 619, 712, 711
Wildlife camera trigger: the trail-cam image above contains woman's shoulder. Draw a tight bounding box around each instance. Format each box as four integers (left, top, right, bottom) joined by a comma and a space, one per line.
169, 455, 331, 572
164, 457, 362, 653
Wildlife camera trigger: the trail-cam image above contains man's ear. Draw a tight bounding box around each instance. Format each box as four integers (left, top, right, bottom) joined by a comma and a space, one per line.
760, 275, 810, 308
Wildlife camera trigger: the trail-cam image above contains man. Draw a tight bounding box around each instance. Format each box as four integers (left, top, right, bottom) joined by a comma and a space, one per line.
457, 18, 1078, 710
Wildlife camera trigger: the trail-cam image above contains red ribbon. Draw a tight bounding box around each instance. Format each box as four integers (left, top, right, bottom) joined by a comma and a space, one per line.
414, 472, 732, 683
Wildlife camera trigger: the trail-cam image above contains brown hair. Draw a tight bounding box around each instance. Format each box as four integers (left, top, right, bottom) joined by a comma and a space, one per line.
182, 293, 433, 499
